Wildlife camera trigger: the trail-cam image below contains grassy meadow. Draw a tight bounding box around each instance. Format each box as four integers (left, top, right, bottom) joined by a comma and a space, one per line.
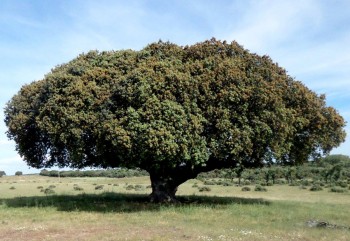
0, 174, 349, 241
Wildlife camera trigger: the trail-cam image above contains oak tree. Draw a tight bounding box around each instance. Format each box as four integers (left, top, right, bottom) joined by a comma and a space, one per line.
4, 39, 346, 202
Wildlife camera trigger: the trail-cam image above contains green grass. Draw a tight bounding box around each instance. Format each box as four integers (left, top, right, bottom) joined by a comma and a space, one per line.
0, 175, 349, 241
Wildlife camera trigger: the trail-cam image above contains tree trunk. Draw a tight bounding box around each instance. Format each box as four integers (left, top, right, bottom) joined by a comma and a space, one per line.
146, 163, 212, 203
149, 174, 179, 203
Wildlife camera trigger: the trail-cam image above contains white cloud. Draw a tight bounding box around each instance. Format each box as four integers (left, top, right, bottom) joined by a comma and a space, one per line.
227, 0, 322, 52
215, 0, 350, 108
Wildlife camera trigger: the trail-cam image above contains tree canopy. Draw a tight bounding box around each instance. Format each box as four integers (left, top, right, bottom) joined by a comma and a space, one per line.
4, 39, 346, 202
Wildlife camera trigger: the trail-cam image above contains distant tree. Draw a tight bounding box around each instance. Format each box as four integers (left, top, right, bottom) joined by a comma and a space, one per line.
232, 166, 244, 185
0, 171, 6, 177
4, 39, 346, 202
318, 154, 350, 167
284, 167, 297, 184
40, 169, 49, 176
15, 171, 23, 176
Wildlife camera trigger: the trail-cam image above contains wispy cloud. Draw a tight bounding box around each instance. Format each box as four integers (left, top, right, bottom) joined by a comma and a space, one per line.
217, 0, 350, 103
227, 0, 322, 52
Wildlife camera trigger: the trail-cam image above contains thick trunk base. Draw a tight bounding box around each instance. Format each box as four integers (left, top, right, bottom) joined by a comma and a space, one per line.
149, 190, 179, 203
149, 175, 179, 203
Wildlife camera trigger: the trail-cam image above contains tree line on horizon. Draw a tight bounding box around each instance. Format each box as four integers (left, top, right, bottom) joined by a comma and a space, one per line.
35, 154, 350, 188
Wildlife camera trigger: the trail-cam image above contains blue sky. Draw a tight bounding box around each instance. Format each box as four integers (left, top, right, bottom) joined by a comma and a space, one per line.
1, 0, 349, 175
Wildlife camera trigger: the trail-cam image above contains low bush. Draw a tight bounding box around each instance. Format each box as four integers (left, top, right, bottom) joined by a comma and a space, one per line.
310, 185, 323, 191
125, 185, 134, 190
330, 187, 347, 193
95, 185, 104, 190
44, 188, 55, 195
73, 186, 84, 191
241, 186, 251, 192
301, 179, 310, 186
221, 181, 234, 186
289, 181, 301, 186
254, 185, 267, 192
203, 180, 216, 185
274, 179, 287, 185
134, 185, 145, 191
336, 181, 348, 188
198, 186, 211, 192
9, 186, 16, 190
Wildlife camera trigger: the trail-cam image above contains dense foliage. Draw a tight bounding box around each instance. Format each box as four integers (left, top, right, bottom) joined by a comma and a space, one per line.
4, 39, 346, 202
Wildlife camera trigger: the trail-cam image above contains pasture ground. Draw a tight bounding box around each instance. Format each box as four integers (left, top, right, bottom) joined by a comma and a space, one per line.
0, 175, 349, 241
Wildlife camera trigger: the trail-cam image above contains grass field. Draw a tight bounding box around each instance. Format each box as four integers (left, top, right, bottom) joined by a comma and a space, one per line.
0, 175, 349, 241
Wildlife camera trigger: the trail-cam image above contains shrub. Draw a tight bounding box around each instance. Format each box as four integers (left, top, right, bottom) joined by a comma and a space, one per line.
48, 185, 56, 189
73, 186, 84, 191
113, 184, 119, 186
310, 185, 323, 191
336, 181, 348, 188
330, 187, 347, 193
221, 181, 233, 186
192, 183, 198, 188
289, 181, 301, 186
301, 179, 310, 186
134, 185, 145, 191
241, 186, 251, 191
254, 185, 267, 192
274, 179, 287, 185
203, 180, 216, 185
125, 185, 134, 190
95, 185, 104, 190
44, 188, 55, 194
37, 186, 44, 189
9, 186, 16, 190
198, 186, 211, 192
